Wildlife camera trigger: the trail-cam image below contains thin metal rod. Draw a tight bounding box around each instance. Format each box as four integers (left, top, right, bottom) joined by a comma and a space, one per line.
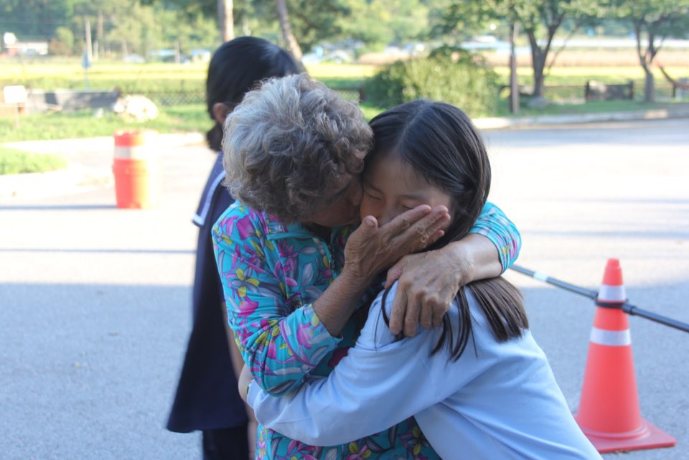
510, 265, 598, 299
510, 265, 689, 334
622, 303, 689, 333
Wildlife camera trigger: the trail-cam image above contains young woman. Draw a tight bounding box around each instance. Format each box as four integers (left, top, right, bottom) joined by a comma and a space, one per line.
243, 100, 602, 460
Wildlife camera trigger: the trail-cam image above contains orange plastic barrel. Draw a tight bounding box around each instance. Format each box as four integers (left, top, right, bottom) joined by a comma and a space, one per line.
112, 158, 160, 208
112, 130, 160, 209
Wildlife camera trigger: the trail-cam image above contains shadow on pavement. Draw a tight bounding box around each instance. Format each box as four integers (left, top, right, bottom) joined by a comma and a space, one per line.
0, 247, 194, 254
0, 204, 118, 211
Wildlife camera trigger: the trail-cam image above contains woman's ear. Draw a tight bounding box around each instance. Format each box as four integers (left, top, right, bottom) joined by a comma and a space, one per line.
212, 102, 231, 124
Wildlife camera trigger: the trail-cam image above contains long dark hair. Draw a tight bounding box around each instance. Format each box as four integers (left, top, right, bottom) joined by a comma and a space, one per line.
205, 37, 299, 151
370, 100, 528, 360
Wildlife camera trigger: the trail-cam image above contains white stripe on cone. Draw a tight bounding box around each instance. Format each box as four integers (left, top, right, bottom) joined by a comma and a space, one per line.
598, 284, 626, 302
590, 326, 632, 347
114, 146, 154, 160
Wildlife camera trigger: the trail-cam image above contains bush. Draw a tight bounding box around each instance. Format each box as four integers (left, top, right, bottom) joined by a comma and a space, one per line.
0, 148, 68, 175
48, 27, 75, 56
364, 47, 499, 117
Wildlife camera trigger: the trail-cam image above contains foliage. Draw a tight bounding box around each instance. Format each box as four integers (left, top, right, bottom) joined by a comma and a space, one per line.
0, 147, 68, 175
364, 47, 499, 117
48, 27, 76, 56
441, 0, 602, 97
1, 0, 448, 59
1, 0, 220, 59
336, 0, 430, 50
608, 0, 689, 102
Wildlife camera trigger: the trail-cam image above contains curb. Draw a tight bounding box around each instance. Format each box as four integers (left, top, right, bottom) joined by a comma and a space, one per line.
474, 106, 689, 130
0, 164, 113, 200
0, 132, 206, 200
1, 132, 205, 156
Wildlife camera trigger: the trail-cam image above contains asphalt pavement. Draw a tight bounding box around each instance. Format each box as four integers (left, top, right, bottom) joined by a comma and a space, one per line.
1, 120, 688, 459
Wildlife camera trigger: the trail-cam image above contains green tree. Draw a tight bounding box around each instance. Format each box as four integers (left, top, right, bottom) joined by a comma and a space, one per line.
365, 47, 499, 116
610, 0, 689, 102
443, 0, 600, 98
0, 0, 80, 39
48, 27, 75, 55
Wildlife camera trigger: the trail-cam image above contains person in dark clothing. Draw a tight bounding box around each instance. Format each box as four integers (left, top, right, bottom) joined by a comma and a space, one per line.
166, 37, 299, 460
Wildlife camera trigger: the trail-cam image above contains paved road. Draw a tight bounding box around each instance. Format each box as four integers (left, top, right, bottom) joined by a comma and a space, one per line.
1, 119, 687, 459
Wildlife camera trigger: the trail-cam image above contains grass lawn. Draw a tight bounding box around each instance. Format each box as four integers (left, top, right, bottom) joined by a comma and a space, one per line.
0, 60, 376, 92
492, 66, 658, 85
0, 146, 68, 175
493, 99, 687, 117
1, 60, 686, 142
4, 59, 685, 90
3, 99, 685, 143
0, 104, 210, 143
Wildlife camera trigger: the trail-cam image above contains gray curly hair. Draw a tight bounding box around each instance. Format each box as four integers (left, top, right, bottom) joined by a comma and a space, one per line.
222, 74, 372, 222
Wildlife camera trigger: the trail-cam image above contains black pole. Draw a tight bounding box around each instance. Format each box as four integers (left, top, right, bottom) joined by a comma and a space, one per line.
510, 265, 689, 334
622, 302, 689, 333
510, 265, 597, 299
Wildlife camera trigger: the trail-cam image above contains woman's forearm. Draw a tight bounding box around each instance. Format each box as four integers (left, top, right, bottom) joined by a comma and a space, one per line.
313, 270, 370, 336
444, 233, 502, 284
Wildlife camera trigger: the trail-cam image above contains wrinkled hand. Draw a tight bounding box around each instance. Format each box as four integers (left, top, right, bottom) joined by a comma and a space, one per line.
385, 245, 476, 337
344, 205, 450, 284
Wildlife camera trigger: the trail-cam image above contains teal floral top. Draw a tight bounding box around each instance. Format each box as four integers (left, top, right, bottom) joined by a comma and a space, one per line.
212, 201, 520, 460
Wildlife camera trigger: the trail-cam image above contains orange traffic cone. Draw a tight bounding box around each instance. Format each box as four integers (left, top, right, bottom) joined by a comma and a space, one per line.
112, 130, 160, 209
574, 258, 676, 453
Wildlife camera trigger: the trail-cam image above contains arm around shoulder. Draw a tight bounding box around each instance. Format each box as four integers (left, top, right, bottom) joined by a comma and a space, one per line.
247, 285, 446, 445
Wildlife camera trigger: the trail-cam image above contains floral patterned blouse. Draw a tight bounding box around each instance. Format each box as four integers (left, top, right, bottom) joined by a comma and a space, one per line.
212, 201, 521, 460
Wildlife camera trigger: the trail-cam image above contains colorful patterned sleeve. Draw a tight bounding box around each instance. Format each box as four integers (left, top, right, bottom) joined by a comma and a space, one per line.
468, 202, 521, 272
212, 204, 341, 396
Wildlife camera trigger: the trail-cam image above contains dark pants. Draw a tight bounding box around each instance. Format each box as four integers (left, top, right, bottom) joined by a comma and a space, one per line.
202, 425, 250, 460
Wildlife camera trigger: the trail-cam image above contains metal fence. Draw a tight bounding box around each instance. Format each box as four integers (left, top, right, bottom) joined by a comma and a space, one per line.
137, 87, 365, 107
141, 91, 205, 106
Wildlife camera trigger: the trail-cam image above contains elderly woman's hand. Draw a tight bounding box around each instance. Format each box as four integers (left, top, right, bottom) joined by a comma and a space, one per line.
343, 205, 451, 284
385, 233, 503, 337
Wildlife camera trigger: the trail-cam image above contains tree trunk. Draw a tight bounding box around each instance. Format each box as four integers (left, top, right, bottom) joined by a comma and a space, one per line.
633, 22, 656, 103
276, 0, 303, 64
218, 0, 234, 42
527, 31, 546, 98
644, 67, 656, 103
97, 11, 104, 59
509, 22, 520, 114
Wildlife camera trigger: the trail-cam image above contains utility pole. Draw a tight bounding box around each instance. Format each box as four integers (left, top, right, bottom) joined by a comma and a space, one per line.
83, 19, 93, 89
84, 18, 93, 63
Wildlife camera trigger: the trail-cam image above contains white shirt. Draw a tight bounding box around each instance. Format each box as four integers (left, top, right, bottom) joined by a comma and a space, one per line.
248, 283, 602, 460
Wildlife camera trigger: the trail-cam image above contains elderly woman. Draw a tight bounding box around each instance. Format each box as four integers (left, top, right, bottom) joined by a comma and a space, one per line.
213, 74, 521, 459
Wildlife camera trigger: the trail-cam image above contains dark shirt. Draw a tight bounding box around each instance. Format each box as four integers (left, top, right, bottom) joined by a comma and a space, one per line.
167, 153, 248, 432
